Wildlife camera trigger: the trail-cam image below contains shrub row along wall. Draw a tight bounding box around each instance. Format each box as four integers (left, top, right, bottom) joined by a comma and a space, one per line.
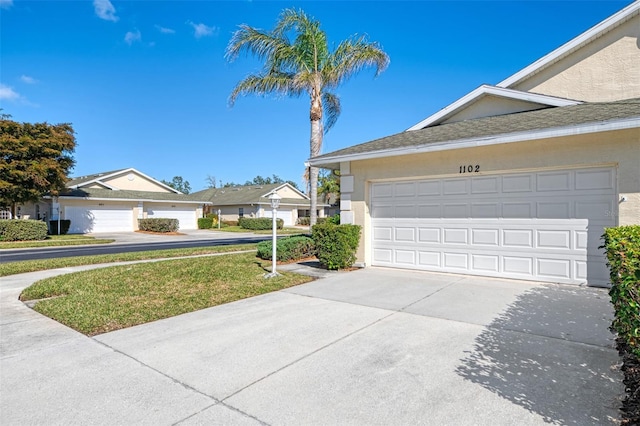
239, 217, 283, 230
138, 218, 179, 233
603, 226, 640, 356
0, 219, 49, 241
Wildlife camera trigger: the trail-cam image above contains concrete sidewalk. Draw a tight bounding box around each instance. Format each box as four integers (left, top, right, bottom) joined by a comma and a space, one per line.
1, 264, 622, 425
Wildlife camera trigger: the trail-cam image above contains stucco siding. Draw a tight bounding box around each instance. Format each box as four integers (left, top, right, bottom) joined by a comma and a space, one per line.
104, 174, 174, 193
442, 96, 552, 124
510, 16, 640, 101
346, 128, 639, 265
276, 186, 305, 199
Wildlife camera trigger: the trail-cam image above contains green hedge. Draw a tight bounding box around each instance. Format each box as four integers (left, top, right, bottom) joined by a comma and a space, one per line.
198, 217, 213, 229
256, 236, 315, 262
296, 216, 339, 226
48, 220, 71, 235
0, 219, 49, 241
239, 217, 283, 230
138, 218, 179, 233
312, 222, 361, 270
603, 226, 640, 356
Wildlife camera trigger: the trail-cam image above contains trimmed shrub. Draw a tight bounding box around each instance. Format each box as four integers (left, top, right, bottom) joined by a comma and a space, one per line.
0, 219, 48, 241
239, 217, 283, 230
326, 214, 340, 225
296, 216, 334, 226
602, 226, 640, 356
198, 217, 213, 229
312, 222, 361, 270
48, 220, 71, 235
256, 235, 315, 262
222, 220, 238, 227
138, 218, 179, 233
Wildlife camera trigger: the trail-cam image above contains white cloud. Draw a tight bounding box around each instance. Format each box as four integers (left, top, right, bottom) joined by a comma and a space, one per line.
0, 84, 21, 101
20, 75, 38, 84
124, 29, 142, 45
0, 0, 13, 10
155, 25, 175, 34
188, 21, 217, 38
94, 0, 118, 22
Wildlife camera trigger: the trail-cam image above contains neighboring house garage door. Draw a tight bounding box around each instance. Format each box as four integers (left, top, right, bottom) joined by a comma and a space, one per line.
65, 205, 134, 234
276, 209, 293, 227
148, 207, 197, 230
371, 166, 616, 286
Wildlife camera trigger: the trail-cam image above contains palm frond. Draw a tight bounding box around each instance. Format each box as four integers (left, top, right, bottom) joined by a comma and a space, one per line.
324, 35, 390, 88
322, 92, 341, 132
225, 24, 286, 63
228, 73, 299, 106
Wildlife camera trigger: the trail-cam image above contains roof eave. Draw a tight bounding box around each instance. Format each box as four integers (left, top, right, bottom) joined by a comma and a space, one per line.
310, 117, 640, 167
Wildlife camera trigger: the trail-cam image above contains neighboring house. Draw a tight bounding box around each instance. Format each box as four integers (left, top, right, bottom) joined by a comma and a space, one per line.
18, 168, 209, 233
309, 2, 640, 286
192, 183, 328, 226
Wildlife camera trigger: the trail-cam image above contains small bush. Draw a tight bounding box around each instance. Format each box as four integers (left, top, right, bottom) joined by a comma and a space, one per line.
0, 219, 48, 241
257, 236, 315, 262
312, 222, 361, 270
138, 218, 179, 233
48, 220, 71, 235
602, 226, 640, 356
297, 216, 335, 226
222, 220, 238, 227
239, 217, 283, 230
198, 217, 213, 229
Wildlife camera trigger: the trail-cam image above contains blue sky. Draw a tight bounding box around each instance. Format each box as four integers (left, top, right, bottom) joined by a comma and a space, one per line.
0, 0, 631, 192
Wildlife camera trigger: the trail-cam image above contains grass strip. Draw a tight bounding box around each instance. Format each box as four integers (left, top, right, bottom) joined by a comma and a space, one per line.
0, 237, 114, 249
0, 244, 256, 277
20, 252, 312, 336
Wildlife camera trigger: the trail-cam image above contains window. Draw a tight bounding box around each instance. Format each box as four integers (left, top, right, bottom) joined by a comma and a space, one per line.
239, 207, 244, 218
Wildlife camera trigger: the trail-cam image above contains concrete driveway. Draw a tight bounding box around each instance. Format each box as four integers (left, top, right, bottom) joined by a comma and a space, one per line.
1, 265, 621, 425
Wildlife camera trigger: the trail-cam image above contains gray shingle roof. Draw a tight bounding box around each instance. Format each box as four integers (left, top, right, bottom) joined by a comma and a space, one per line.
66, 169, 128, 187
312, 98, 640, 161
191, 183, 315, 207
58, 188, 207, 204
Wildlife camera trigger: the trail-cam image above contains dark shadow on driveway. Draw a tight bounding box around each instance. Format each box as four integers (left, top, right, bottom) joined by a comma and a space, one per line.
456, 284, 622, 425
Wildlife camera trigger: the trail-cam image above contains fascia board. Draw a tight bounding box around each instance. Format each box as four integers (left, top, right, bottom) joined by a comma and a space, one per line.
310, 117, 640, 167
406, 85, 581, 131
497, 1, 640, 88
56, 195, 212, 205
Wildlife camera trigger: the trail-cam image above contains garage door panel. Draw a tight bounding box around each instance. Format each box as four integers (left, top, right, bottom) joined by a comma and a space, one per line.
148, 208, 197, 230
395, 182, 416, 197
395, 205, 416, 218
371, 166, 616, 285
66, 205, 133, 233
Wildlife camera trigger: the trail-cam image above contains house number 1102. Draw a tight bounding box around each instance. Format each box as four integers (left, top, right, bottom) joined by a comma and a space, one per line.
459, 165, 480, 173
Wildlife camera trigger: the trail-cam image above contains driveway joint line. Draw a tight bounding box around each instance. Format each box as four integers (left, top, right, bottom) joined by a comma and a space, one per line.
486, 323, 618, 350
172, 401, 271, 426
219, 310, 398, 404
92, 338, 220, 403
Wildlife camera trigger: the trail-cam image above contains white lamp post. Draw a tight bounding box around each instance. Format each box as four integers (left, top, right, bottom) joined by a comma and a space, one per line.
265, 192, 281, 278
217, 209, 221, 229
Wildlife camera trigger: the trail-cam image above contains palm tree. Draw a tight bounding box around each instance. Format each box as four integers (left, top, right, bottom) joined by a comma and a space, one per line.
226, 8, 389, 226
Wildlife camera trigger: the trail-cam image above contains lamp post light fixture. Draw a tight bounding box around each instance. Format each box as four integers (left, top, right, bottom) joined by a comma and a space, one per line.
265, 192, 282, 278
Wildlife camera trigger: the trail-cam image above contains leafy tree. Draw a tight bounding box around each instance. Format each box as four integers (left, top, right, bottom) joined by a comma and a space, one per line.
0, 118, 76, 217
205, 174, 217, 188
226, 8, 388, 225
161, 176, 191, 194
318, 170, 340, 204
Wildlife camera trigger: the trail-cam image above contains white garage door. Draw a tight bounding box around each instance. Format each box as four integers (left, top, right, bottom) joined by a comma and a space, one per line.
65, 205, 134, 234
275, 209, 293, 227
371, 167, 616, 285
147, 207, 197, 230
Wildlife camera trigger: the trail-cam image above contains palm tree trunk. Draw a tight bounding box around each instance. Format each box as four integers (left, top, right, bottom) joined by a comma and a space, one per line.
309, 117, 322, 226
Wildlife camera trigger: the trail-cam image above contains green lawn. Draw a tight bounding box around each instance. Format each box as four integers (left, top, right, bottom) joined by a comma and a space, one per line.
0, 235, 114, 249
20, 252, 313, 336
0, 244, 257, 277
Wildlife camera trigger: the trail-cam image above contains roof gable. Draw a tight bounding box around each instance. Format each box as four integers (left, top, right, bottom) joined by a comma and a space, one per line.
68, 168, 180, 194
192, 183, 311, 206
407, 86, 580, 131
498, 1, 640, 99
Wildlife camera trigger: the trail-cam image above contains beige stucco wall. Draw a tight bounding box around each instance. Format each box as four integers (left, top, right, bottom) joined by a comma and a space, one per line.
442, 96, 551, 124
511, 16, 640, 101
276, 186, 305, 199
343, 128, 639, 265
103, 173, 174, 193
